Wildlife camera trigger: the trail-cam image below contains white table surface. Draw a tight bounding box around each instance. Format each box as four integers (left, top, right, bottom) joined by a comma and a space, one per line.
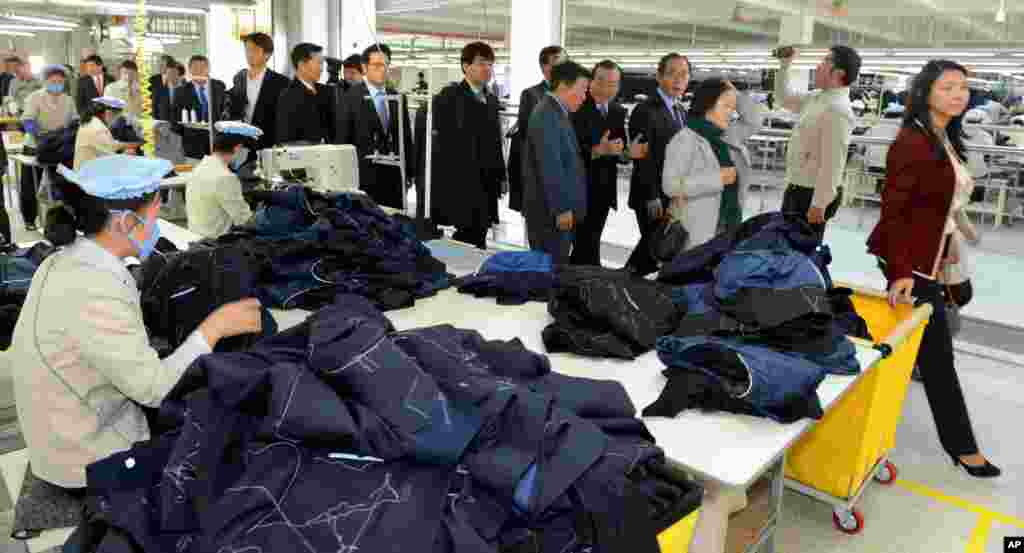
158, 219, 884, 488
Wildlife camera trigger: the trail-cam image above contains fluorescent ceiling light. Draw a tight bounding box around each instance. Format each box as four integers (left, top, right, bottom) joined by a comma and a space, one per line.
2, 14, 78, 27
54, 0, 206, 15
0, 24, 73, 32
721, 51, 769, 57
0, 30, 34, 36
891, 51, 993, 57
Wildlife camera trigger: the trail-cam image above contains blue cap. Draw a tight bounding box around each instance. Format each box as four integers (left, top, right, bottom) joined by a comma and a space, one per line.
57, 155, 172, 200
884, 102, 904, 114
92, 96, 126, 110
41, 64, 67, 77
214, 121, 263, 138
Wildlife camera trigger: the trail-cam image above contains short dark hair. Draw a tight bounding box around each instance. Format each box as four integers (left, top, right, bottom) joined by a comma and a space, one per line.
243, 32, 275, 55
342, 54, 363, 70
461, 41, 495, 69
189, 55, 209, 68
83, 54, 104, 66
4, 57, 21, 65
213, 133, 248, 153
657, 53, 691, 76
688, 78, 732, 119
592, 60, 622, 78
361, 43, 392, 65
551, 61, 592, 91
539, 46, 564, 68
166, 61, 185, 75
120, 60, 138, 72
829, 45, 861, 86
291, 43, 323, 68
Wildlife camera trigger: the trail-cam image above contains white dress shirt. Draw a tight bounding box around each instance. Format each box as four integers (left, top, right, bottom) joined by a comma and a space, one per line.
245, 68, 266, 124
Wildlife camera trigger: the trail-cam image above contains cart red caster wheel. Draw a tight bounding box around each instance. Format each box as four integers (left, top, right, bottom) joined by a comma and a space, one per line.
833, 507, 864, 535
874, 461, 897, 485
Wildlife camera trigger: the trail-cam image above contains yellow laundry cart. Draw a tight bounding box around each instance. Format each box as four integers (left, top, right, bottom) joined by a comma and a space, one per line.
657, 509, 700, 553
784, 285, 932, 535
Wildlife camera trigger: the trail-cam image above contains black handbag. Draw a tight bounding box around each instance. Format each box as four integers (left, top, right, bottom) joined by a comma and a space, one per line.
648, 218, 689, 263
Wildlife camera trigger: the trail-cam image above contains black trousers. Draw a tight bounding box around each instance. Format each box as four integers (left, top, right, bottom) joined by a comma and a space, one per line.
626, 206, 661, 277
19, 166, 42, 229
780, 185, 844, 237
908, 274, 980, 457
571, 204, 611, 266
0, 179, 11, 245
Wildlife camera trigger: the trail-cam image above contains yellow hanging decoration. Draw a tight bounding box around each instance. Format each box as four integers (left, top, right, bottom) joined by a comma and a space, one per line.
134, 0, 156, 155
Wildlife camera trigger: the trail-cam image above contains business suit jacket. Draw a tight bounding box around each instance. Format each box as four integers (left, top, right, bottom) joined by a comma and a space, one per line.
0, 73, 12, 99
572, 97, 627, 214
628, 93, 684, 210
170, 79, 227, 160
76, 72, 116, 114
153, 84, 177, 121
522, 94, 587, 233
508, 81, 549, 212
335, 81, 414, 209
226, 68, 290, 151
276, 79, 334, 146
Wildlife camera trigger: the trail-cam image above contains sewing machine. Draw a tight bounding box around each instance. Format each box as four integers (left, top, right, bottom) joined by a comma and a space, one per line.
258, 144, 361, 194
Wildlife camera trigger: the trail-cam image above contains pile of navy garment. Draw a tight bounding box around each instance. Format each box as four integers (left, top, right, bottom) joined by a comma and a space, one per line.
453, 251, 557, 305
0, 243, 57, 350
543, 266, 683, 360
645, 213, 873, 424
68, 295, 702, 553
191, 186, 451, 312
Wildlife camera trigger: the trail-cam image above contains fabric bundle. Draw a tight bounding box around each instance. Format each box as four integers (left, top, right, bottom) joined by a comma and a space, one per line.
648, 213, 872, 423
454, 251, 557, 305
68, 296, 702, 553
0, 243, 57, 349
543, 266, 683, 360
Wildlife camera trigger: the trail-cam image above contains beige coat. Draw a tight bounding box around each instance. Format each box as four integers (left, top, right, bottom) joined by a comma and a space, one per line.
9, 238, 210, 487
73, 117, 121, 170
186, 155, 253, 238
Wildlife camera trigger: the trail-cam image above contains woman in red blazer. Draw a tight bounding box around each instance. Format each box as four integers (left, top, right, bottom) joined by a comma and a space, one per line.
867, 60, 999, 478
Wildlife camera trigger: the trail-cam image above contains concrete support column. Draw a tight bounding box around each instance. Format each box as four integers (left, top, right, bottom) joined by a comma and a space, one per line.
339, 0, 377, 59
510, 0, 562, 104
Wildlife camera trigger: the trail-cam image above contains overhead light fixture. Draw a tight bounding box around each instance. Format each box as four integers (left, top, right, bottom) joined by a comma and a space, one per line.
0, 30, 34, 36
996, 0, 1007, 23
0, 24, 74, 32
891, 51, 993, 57
53, 0, 206, 15
2, 14, 78, 27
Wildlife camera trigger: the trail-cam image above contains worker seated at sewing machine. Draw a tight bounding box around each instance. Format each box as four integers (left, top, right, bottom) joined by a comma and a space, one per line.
186, 121, 262, 239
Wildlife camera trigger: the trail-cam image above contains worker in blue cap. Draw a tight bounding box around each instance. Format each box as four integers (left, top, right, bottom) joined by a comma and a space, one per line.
8, 155, 262, 491
73, 96, 139, 170
186, 121, 262, 238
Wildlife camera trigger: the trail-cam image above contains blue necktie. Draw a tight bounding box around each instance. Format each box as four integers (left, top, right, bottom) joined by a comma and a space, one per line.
599, 104, 607, 117
375, 90, 389, 128
197, 85, 209, 120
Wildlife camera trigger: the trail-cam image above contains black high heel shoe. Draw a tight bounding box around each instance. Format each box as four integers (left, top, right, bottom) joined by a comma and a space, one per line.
951, 455, 1002, 478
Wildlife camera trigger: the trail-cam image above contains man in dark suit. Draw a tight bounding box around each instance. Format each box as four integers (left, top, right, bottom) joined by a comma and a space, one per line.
276, 42, 334, 146
335, 43, 414, 210
431, 41, 505, 249
570, 60, 628, 267
522, 61, 592, 264
0, 57, 16, 101
227, 32, 289, 154
170, 55, 227, 160
625, 52, 690, 276
509, 45, 564, 213
154, 61, 185, 121
76, 54, 115, 114
148, 55, 175, 109
342, 55, 363, 88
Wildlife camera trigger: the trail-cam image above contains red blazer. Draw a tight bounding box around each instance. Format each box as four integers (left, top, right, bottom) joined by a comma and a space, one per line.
867, 126, 956, 281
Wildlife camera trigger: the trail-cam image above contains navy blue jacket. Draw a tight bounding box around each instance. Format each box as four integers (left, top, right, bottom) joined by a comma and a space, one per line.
79, 296, 696, 553
522, 95, 588, 223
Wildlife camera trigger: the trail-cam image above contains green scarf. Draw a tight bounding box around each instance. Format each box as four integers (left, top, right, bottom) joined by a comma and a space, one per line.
687, 117, 741, 230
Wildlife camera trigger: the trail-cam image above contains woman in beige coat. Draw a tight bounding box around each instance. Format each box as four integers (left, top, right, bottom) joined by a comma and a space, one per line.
9, 155, 261, 490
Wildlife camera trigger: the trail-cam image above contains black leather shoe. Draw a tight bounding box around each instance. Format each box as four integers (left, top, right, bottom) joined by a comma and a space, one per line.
951, 455, 1002, 478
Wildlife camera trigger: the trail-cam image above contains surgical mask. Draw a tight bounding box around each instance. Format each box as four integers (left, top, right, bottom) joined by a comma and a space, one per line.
230, 147, 249, 171
46, 83, 64, 95
118, 211, 161, 260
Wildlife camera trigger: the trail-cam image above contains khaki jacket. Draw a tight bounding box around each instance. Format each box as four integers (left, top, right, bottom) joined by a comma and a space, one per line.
74, 117, 120, 170
186, 155, 253, 239
9, 239, 209, 487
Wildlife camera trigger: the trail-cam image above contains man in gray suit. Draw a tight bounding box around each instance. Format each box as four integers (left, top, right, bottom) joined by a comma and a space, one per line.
522, 61, 592, 264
